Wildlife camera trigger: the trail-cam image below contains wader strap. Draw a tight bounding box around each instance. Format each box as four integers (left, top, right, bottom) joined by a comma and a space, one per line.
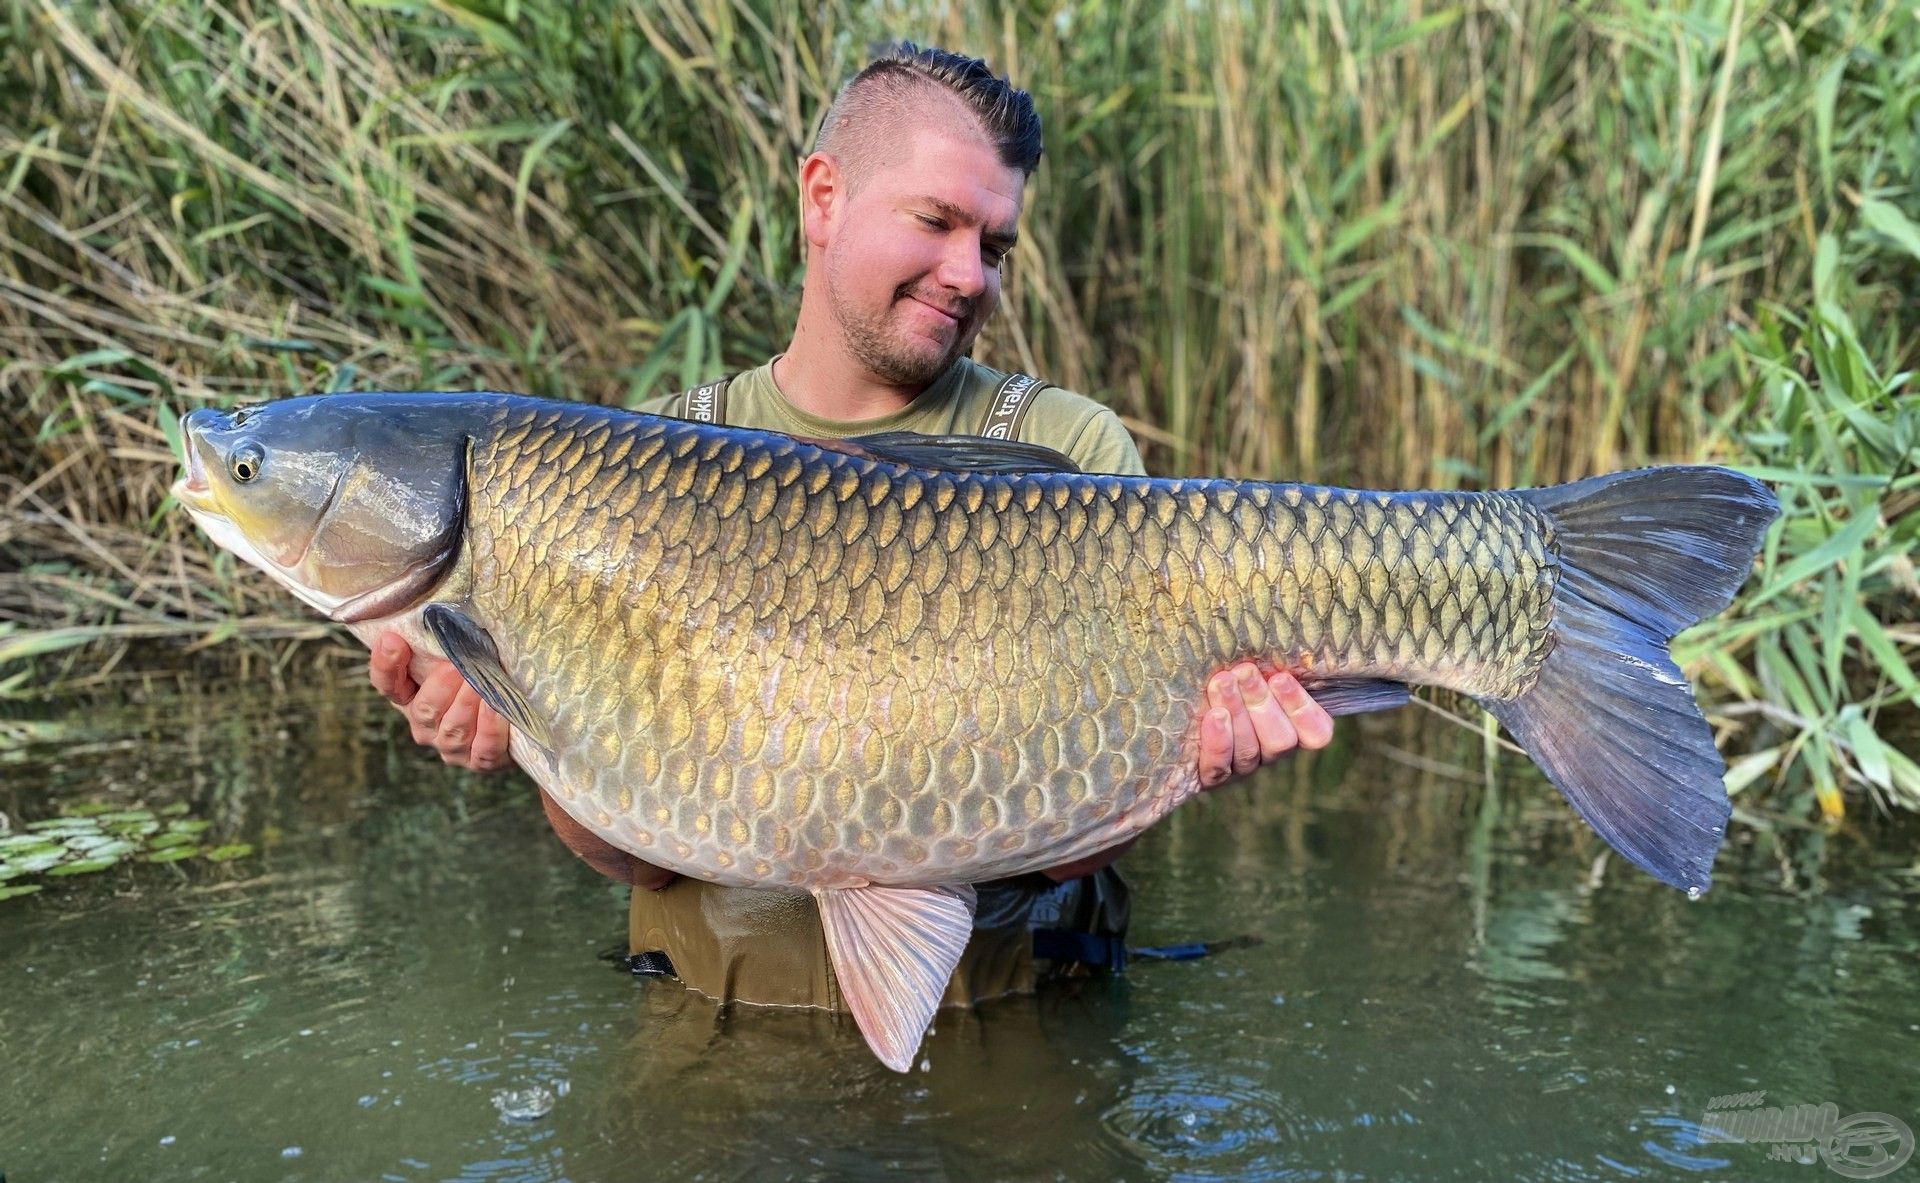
1032, 928, 1129, 972
675, 374, 733, 425
977, 371, 1051, 441
625, 950, 677, 978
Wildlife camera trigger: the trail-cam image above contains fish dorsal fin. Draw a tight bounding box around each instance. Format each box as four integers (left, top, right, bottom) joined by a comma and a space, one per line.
804, 432, 1081, 475
814, 883, 977, 1072
421, 603, 556, 754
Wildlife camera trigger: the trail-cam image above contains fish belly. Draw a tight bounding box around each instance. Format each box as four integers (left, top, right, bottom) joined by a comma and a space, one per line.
459, 412, 1557, 890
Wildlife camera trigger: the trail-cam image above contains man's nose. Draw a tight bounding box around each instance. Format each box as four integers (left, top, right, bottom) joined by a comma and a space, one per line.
934, 233, 988, 298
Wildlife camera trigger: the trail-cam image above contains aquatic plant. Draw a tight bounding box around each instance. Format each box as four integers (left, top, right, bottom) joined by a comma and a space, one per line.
0, 801, 252, 901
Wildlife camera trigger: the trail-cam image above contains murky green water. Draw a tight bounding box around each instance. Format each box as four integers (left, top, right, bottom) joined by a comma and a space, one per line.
3, 684, 1916, 1181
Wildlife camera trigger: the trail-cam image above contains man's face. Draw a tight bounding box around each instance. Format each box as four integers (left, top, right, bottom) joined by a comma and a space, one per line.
820, 124, 1025, 388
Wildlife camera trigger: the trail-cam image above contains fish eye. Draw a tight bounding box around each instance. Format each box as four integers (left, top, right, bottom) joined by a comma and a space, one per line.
230, 446, 264, 483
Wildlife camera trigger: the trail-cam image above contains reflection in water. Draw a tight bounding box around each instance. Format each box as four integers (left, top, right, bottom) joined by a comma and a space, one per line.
1, 687, 1916, 1181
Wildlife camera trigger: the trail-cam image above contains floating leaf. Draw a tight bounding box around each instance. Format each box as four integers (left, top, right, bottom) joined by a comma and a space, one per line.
27, 817, 102, 834
0, 884, 44, 901
201, 844, 253, 862
46, 857, 117, 877
145, 846, 199, 864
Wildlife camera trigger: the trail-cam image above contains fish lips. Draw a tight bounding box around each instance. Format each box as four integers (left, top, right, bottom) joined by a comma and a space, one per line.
172, 416, 219, 510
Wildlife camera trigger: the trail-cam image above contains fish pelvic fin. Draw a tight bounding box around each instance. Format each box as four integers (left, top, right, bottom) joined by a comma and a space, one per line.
814, 883, 977, 1073
1487, 467, 1779, 896
421, 603, 556, 756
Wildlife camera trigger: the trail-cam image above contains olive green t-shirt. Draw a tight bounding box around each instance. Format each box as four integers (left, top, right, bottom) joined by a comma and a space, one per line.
634, 356, 1146, 477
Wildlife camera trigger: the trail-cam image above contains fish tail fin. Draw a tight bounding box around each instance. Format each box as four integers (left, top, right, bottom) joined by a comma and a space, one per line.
1486, 467, 1778, 896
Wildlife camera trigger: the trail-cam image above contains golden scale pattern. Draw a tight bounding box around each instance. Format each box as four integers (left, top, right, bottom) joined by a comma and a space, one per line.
462, 404, 1560, 889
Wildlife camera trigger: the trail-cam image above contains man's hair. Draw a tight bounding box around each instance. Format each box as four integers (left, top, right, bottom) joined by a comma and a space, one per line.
814, 43, 1043, 181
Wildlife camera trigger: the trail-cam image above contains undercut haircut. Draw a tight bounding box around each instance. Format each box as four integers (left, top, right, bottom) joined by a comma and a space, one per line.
814, 43, 1044, 185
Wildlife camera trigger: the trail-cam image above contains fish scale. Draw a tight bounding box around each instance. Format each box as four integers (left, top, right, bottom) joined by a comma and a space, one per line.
459, 404, 1557, 890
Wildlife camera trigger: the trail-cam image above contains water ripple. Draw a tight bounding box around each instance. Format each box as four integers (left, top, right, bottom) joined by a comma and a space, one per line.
1098, 1069, 1325, 1181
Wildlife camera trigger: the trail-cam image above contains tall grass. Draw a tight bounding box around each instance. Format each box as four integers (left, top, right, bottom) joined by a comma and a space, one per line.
2, 0, 1915, 819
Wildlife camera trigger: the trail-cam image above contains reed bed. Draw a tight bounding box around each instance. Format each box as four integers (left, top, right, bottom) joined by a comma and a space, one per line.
2, 0, 1914, 825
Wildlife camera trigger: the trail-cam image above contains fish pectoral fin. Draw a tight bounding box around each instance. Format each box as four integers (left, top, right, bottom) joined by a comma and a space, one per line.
421, 603, 556, 753
830, 432, 1081, 475
814, 883, 978, 1073
1294, 676, 1412, 717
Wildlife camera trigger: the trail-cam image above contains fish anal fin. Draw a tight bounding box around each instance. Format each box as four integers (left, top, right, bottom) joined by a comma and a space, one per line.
814, 883, 977, 1072
1293, 676, 1412, 717
421, 603, 556, 754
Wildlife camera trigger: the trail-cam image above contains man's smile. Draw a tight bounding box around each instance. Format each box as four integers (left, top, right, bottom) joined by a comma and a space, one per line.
904, 294, 965, 328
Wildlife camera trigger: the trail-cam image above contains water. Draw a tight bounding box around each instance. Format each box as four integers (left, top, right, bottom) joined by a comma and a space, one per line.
2, 685, 1916, 1181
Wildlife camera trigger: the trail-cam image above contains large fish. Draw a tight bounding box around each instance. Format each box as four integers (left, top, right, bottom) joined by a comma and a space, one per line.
174, 393, 1777, 1070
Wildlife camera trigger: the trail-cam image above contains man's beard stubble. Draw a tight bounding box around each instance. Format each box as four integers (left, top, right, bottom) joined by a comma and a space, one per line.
826, 253, 975, 389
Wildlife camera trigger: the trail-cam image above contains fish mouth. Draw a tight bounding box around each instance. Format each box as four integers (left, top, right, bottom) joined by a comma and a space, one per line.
172, 435, 218, 514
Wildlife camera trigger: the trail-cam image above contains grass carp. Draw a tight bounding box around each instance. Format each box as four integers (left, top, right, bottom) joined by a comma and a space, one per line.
174, 392, 1778, 1071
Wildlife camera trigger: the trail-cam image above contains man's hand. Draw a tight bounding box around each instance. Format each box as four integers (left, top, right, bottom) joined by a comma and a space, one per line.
1041, 661, 1333, 882
1195, 662, 1334, 788
368, 631, 515, 772
537, 789, 677, 890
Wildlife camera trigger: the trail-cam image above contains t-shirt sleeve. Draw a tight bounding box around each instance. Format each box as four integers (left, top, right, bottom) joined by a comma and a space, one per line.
1060, 406, 1147, 476
632, 392, 679, 416
1009, 382, 1147, 476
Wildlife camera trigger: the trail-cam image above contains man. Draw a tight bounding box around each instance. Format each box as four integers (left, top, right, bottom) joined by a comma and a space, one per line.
369, 44, 1333, 1010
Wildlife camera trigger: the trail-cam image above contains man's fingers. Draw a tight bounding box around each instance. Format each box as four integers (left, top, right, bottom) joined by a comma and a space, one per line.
1197, 706, 1234, 788
468, 707, 514, 773
435, 685, 481, 762
408, 664, 465, 745
1271, 671, 1335, 750
368, 632, 418, 706
1235, 662, 1299, 761
1210, 667, 1262, 776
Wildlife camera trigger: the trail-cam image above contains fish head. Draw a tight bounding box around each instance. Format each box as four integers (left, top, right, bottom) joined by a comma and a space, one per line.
173, 395, 467, 622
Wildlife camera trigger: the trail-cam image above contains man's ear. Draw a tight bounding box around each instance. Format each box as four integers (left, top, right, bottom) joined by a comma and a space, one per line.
798, 151, 843, 251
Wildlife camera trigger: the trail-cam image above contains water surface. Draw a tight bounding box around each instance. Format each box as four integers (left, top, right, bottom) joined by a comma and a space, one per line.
2, 684, 1915, 1181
